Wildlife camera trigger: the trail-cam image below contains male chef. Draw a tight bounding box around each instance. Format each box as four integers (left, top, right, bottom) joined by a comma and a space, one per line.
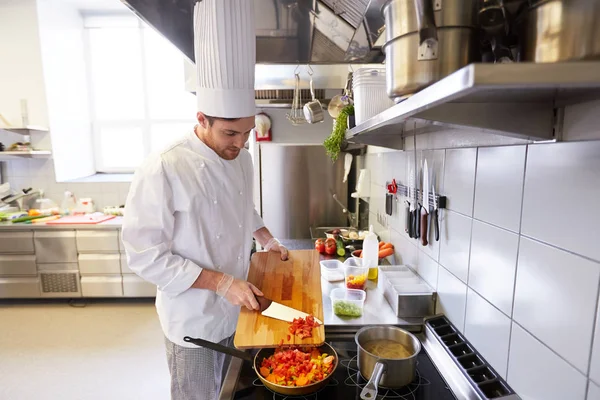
122, 1, 288, 399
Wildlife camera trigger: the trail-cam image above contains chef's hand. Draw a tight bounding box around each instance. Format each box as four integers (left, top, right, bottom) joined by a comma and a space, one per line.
265, 238, 289, 261
216, 273, 263, 311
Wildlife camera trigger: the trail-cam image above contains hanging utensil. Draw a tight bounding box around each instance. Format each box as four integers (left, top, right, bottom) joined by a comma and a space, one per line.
303, 65, 324, 124
421, 160, 429, 246
286, 67, 306, 126
431, 168, 440, 242
328, 72, 353, 119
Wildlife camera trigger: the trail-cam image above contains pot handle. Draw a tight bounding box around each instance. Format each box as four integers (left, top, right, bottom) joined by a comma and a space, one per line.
183, 336, 254, 363
414, 0, 438, 60
360, 361, 386, 400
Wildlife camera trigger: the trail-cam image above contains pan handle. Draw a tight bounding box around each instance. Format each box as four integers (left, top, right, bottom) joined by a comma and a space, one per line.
183, 336, 254, 363
360, 361, 386, 400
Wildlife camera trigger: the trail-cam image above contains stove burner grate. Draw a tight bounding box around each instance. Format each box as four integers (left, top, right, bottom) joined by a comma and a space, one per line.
342, 356, 432, 400
251, 378, 339, 400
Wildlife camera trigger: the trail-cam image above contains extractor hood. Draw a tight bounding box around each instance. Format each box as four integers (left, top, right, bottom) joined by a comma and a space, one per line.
120, 0, 386, 64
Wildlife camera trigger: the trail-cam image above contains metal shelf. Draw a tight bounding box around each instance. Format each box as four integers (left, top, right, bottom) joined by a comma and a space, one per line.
0, 151, 52, 160
0, 126, 49, 136
346, 62, 600, 149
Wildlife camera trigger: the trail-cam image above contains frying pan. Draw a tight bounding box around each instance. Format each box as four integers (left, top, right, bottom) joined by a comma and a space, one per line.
183, 336, 338, 396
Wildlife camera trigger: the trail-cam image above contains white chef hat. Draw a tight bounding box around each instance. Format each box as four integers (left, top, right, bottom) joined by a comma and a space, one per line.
194, 0, 256, 118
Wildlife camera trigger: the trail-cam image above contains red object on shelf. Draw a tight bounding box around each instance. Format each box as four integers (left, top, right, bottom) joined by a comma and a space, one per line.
255, 113, 272, 142
46, 214, 116, 225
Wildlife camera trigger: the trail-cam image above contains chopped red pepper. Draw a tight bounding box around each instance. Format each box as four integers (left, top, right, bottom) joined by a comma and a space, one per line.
288, 315, 320, 339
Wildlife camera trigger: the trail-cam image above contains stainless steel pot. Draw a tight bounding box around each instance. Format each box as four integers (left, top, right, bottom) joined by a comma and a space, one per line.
382, 0, 479, 99
355, 326, 421, 399
519, 0, 600, 62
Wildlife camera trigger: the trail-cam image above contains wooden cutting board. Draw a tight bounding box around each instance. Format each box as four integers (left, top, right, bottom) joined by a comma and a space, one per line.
234, 249, 325, 349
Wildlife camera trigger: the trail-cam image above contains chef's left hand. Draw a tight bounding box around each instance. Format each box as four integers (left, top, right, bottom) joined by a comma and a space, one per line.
265, 238, 288, 261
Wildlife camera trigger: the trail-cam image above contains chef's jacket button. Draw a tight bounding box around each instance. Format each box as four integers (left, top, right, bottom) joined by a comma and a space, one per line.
237, 256, 242, 260
216, 234, 221, 239
213, 200, 218, 204
200, 163, 205, 168
238, 224, 242, 228
239, 191, 243, 195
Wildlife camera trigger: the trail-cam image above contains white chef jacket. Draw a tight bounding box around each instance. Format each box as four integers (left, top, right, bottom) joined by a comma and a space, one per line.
122, 130, 265, 347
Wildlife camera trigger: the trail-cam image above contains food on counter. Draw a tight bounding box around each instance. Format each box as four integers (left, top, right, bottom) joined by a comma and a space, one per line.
324, 238, 337, 255
260, 347, 335, 387
378, 248, 394, 259
288, 315, 320, 339
314, 239, 325, 254
363, 339, 413, 359
332, 300, 363, 317
335, 237, 345, 257
348, 231, 359, 240
346, 273, 368, 290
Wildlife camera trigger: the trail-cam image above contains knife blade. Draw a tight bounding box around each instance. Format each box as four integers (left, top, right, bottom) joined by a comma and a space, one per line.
431, 168, 440, 242
258, 296, 323, 325
408, 168, 414, 238
421, 160, 429, 246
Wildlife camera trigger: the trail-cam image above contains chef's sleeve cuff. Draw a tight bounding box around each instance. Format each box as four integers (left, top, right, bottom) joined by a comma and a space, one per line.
161, 259, 203, 296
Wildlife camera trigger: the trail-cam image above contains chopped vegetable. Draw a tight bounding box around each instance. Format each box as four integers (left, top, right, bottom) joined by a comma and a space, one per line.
260, 347, 335, 387
346, 273, 368, 290
333, 300, 363, 317
288, 315, 320, 339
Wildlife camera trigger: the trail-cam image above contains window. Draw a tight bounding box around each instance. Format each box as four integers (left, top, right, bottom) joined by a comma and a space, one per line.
85, 15, 196, 172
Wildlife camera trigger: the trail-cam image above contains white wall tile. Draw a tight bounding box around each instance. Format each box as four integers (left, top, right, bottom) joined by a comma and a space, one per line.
589, 303, 600, 385
468, 220, 519, 316
474, 145, 525, 233
589, 380, 600, 400
508, 323, 587, 400
514, 237, 600, 373
365, 152, 385, 187
522, 141, 600, 262
443, 148, 477, 216
464, 289, 511, 378
437, 266, 467, 331
417, 250, 439, 290
391, 228, 418, 268
439, 210, 472, 283
563, 100, 600, 141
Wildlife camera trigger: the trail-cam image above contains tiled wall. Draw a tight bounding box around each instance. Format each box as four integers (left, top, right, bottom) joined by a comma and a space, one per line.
367, 140, 600, 400
0, 158, 130, 211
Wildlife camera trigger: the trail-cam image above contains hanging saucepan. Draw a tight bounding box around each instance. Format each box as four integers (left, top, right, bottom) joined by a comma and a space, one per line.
355, 326, 421, 399
303, 66, 324, 124
183, 336, 338, 396
382, 0, 478, 100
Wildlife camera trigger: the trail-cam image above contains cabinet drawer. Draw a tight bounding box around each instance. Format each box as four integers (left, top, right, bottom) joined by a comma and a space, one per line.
119, 230, 126, 254
0, 255, 37, 276
123, 275, 156, 297
0, 232, 34, 254
34, 231, 77, 263
78, 254, 121, 275
81, 275, 123, 297
76, 230, 119, 253
0, 276, 41, 298
120, 254, 134, 274
40, 271, 81, 298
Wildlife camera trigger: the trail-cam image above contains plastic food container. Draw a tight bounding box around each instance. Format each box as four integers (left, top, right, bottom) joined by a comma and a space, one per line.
320, 259, 345, 282
331, 288, 366, 317
345, 265, 369, 290
343, 257, 363, 268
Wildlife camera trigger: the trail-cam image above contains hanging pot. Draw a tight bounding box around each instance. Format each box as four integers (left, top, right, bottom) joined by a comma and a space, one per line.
303, 68, 324, 124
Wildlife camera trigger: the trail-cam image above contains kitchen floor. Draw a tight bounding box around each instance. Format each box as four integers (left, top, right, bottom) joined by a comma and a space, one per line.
0, 299, 170, 400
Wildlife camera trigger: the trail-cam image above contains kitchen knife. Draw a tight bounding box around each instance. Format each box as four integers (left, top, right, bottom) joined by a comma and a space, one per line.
421, 160, 429, 246
413, 165, 420, 239
257, 296, 323, 325
431, 169, 440, 242
408, 168, 414, 238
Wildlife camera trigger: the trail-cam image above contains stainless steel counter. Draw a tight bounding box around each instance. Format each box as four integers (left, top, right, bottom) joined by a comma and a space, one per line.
0, 217, 123, 230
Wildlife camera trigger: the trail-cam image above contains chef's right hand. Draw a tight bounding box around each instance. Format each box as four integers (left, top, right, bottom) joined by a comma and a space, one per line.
216, 273, 264, 311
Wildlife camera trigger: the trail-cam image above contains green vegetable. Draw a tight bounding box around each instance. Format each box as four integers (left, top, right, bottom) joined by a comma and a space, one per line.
324, 104, 354, 162
336, 237, 345, 257
333, 300, 362, 317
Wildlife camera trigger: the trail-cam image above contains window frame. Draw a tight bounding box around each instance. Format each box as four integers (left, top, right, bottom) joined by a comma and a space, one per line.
83, 14, 195, 173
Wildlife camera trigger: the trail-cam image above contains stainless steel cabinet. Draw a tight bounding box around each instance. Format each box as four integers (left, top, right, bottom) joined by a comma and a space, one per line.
0, 277, 41, 298
0, 255, 37, 276
76, 230, 119, 253
38, 263, 81, 298
78, 254, 121, 275
122, 275, 156, 297
81, 275, 123, 297
0, 232, 34, 254
34, 231, 77, 263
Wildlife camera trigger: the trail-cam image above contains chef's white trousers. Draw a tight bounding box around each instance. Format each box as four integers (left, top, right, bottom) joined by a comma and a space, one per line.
165, 336, 233, 400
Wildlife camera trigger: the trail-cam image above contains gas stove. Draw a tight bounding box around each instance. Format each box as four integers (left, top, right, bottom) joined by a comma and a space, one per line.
232, 343, 456, 400
222, 316, 520, 400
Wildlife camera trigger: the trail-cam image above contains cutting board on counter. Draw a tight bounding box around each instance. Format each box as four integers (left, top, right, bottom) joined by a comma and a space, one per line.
234, 249, 324, 349
46, 214, 116, 225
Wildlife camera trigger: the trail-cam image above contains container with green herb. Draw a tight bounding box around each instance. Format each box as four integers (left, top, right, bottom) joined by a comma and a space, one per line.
330, 287, 365, 318
324, 104, 354, 162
